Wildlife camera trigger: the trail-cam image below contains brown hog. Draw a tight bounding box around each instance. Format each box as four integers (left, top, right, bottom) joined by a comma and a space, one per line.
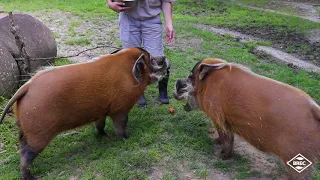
174, 58, 320, 180
0, 47, 169, 180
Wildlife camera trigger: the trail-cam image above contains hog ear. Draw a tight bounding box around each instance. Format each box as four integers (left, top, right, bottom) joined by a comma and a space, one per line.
110, 48, 122, 54
198, 63, 229, 80
132, 54, 146, 83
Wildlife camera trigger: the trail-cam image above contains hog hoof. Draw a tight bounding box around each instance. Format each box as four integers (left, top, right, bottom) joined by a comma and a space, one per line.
116, 132, 129, 139
214, 138, 222, 145
219, 149, 232, 160
96, 131, 108, 137
22, 173, 34, 180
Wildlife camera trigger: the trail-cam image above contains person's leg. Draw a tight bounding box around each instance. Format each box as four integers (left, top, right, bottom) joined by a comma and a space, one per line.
119, 12, 141, 48
141, 15, 170, 104
119, 13, 147, 107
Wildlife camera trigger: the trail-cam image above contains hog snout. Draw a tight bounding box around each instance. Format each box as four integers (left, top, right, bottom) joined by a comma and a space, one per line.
174, 79, 188, 100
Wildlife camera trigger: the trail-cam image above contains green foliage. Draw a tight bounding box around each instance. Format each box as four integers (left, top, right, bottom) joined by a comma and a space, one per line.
0, 0, 116, 18
214, 154, 262, 179
0, 96, 8, 115
65, 38, 91, 46
53, 58, 74, 66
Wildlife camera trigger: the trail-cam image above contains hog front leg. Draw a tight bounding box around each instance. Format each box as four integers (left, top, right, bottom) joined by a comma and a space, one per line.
110, 112, 129, 139
218, 129, 234, 160
213, 121, 234, 160
94, 118, 107, 136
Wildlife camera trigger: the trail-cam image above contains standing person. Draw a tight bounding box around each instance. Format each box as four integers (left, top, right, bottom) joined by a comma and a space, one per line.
107, 0, 175, 107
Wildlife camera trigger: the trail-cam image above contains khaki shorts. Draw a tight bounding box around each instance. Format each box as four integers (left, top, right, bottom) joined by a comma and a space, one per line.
119, 12, 164, 56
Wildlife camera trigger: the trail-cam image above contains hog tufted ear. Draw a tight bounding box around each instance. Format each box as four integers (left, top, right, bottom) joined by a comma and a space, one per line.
110, 48, 122, 54
150, 56, 168, 70
132, 54, 147, 84
199, 63, 229, 80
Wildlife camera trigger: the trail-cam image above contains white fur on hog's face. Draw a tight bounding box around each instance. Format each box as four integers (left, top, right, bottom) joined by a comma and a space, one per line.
174, 77, 199, 110
149, 56, 169, 83
175, 80, 194, 100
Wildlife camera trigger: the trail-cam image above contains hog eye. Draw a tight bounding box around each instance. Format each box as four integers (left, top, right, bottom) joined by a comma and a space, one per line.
157, 61, 164, 66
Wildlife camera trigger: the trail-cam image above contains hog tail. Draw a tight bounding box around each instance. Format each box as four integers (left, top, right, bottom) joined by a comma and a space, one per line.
0, 82, 29, 124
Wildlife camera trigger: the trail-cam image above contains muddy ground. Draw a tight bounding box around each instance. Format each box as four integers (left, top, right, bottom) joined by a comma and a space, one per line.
233, 0, 320, 66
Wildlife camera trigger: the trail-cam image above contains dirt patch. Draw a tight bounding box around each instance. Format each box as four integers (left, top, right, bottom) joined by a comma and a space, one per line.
233, 136, 286, 179
149, 166, 165, 180
254, 46, 320, 73
19, 10, 120, 63
231, 0, 320, 65
196, 24, 320, 73
307, 28, 320, 44
196, 24, 260, 43
235, 26, 320, 65
234, 0, 320, 23
208, 128, 286, 180
149, 156, 231, 180
0, 13, 6, 18
285, 1, 320, 22
176, 160, 230, 180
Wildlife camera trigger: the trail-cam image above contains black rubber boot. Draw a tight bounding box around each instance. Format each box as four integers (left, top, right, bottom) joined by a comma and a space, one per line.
137, 94, 147, 108
158, 71, 170, 104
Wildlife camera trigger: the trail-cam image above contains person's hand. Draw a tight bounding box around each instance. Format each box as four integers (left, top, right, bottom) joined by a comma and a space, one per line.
165, 24, 175, 43
108, 1, 131, 13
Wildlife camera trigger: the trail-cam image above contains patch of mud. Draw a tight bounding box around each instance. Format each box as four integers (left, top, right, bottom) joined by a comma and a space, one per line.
307, 28, 320, 44
196, 24, 260, 43
284, 1, 320, 22
255, 46, 320, 73
196, 24, 320, 72
230, 1, 320, 65
237, 27, 320, 66
233, 0, 320, 23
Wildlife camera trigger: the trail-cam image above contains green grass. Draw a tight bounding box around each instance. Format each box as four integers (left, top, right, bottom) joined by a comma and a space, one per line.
68, 21, 81, 37
174, 0, 320, 32
65, 38, 91, 46
173, 0, 320, 64
236, 0, 299, 15
0, 0, 116, 18
0, 0, 320, 179
53, 58, 74, 66
214, 154, 262, 179
0, 96, 8, 115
